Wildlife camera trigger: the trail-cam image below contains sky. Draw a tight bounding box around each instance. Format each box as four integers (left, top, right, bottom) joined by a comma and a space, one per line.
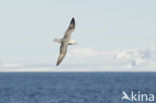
0, 0, 156, 71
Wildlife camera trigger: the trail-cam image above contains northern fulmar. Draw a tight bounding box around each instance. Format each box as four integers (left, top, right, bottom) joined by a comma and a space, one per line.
53, 18, 77, 66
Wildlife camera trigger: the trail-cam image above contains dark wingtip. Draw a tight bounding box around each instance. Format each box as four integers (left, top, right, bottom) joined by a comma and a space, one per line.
70, 17, 75, 28
56, 63, 59, 66
56, 61, 60, 66
71, 18, 75, 23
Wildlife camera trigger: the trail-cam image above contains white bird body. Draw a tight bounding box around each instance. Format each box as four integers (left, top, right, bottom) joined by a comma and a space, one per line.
54, 38, 77, 45
53, 18, 77, 66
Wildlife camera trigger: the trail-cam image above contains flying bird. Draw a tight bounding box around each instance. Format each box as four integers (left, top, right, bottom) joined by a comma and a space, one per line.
53, 18, 77, 66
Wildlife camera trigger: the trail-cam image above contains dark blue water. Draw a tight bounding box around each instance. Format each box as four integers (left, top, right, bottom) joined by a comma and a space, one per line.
0, 72, 156, 103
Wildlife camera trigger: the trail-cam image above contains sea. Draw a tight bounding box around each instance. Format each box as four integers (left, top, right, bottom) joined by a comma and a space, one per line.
0, 72, 156, 103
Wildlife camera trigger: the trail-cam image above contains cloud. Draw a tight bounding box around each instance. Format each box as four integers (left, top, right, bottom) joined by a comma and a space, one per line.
69, 47, 113, 63
71, 48, 110, 57
69, 44, 156, 71
114, 44, 156, 67
0, 44, 156, 72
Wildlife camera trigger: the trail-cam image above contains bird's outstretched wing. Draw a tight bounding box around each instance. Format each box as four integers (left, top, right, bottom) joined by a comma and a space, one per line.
56, 42, 68, 66
63, 18, 75, 39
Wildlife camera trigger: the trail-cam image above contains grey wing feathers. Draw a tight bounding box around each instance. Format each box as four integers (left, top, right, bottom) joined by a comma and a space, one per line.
56, 42, 68, 66
63, 18, 75, 38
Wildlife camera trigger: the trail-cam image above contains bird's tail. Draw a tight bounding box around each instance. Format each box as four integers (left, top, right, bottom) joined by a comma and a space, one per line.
53, 38, 61, 44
